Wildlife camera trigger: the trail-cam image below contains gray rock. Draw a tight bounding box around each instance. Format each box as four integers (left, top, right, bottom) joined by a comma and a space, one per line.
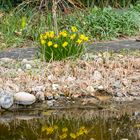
97, 85, 104, 90
25, 64, 32, 70
116, 92, 124, 97
53, 94, 60, 100
46, 95, 53, 100
59, 92, 65, 97
92, 70, 103, 81
0, 90, 13, 109
21, 59, 28, 63
113, 97, 134, 102
113, 80, 122, 88
52, 84, 59, 91
32, 85, 45, 93
86, 86, 95, 93
47, 100, 54, 107
0, 58, 13, 63
14, 92, 36, 105
36, 91, 45, 101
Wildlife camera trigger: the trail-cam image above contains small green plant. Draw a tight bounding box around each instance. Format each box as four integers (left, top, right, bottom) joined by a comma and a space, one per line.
59, 6, 140, 40
39, 26, 89, 61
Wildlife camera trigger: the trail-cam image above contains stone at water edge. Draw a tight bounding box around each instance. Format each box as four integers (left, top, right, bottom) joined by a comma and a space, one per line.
0, 90, 14, 109
36, 91, 45, 101
14, 92, 36, 105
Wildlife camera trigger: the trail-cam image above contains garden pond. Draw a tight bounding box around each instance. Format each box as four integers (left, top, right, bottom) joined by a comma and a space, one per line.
0, 100, 140, 140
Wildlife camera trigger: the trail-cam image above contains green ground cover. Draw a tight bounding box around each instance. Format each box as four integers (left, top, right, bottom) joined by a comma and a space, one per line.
0, 3, 140, 50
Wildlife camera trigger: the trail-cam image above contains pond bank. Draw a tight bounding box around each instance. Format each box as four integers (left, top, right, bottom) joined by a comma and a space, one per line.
0, 49, 140, 110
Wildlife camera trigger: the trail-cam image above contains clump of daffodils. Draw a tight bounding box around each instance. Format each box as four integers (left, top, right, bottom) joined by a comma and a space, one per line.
39, 26, 89, 61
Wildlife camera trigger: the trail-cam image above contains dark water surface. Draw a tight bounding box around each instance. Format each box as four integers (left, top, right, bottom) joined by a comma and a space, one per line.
0, 102, 140, 140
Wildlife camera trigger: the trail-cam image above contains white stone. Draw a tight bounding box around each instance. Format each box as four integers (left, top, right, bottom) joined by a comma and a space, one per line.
14, 92, 36, 105
22, 59, 28, 63
97, 85, 104, 90
36, 91, 45, 101
86, 86, 95, 93
0, 58, 13, 63
18, 68, 23, 72
52, 84, 59, 91
25, 64, 32, 70
32, 85, 45, 92
92, 70, 103, 81
48, 75, 55, 81
0, 90, 13, 109
67, 76, 76, 82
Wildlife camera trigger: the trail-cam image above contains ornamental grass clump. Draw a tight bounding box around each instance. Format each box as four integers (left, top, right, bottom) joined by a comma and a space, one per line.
39, 26, 89, 61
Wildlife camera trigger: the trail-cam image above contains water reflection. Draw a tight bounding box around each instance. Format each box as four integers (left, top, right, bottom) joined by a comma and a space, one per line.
0, 108, 140, 140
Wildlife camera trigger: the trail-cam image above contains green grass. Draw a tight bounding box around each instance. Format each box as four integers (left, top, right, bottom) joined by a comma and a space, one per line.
0, 8, 53, 50
59, 6, 140, 41
1, 4, 140, 50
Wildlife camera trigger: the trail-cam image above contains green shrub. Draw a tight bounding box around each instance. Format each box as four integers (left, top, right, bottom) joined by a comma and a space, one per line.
39, 27, 89, 61
59, 6, 140, 40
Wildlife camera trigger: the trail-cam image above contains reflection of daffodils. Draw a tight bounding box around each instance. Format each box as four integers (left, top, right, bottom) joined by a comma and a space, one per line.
59, 133, 67, 139
46, 127, 54, 135
77, 126, 88, 136
62, 127, 68, 133
42, 125, 58, 135
70, 133, 77, 139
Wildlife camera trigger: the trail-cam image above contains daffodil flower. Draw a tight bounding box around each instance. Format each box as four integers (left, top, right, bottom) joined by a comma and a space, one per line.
62, 127, 68, 133
71, 26, 78, 32
48, 41, 53, 46
62, 42, 68, 47
41, 39, 46, 45
49, 31, 55, 38
59, 133, 67, 139
70, 133, 77, 139
76, 39, 82, 44
53, 44, 58, 48
70, 34, 76, 40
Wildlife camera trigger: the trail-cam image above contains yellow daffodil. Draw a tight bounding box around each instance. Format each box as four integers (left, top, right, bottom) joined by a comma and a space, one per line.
49, 31, 55, 38
59, 30, 67, 37
84, 36, 89, 41
76, 130, 84, 137
53, 44, 58, 48
46, 127, 54, 135
43, 34, 47, 39
70, 133, 77, 139
76, 39, 82, 44
40, 34, 44, 40
43, 32, 49, 39
21, 17, 26, 30
41, 39, 46, 45
56, 35, 60, 38
62, 32, 67, 37
62, 42, 68, 47
62, 127, 68, 133
79, 126, 88, 134
41, 126, 47, 132
71, 26, 78, 32
79, 34, 89, 41
59, 133, 67, 139
70, 34, 76, 40
47, 41, 53, 47
79, 34, 85, 40
53, 125, 58, 130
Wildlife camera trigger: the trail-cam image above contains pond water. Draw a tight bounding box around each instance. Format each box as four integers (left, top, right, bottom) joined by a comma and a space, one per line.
0, 101, 140, 140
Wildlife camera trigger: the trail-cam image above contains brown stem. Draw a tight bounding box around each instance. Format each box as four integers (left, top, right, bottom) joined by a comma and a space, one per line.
52, 0, 58, 35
